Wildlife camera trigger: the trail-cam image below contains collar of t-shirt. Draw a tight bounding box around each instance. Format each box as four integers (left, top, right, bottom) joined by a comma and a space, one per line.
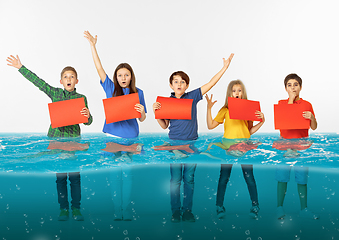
63, 88, 77, 97
170, 91, 187, 99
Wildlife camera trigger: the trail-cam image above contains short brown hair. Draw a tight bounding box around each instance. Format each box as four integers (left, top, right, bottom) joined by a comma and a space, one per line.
61, 66, 77, 79
169, 71, 190, 85
284, 73, 302, 87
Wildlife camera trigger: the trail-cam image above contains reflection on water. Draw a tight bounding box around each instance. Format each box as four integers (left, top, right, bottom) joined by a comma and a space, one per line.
0, 133, 339, 239
1, 133, 339, 173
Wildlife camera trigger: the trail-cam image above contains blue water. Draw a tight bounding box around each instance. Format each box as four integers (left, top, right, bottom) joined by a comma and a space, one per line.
1, 133, 339, 173
0, 133, 339, 240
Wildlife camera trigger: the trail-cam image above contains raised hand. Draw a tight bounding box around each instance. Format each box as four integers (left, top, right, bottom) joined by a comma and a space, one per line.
223, 53, 234, 70
205, 94, 217, 109
84, 31, 97, 46
7, 55, 23, 69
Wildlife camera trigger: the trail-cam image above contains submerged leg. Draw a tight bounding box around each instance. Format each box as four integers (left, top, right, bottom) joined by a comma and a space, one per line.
69, 172, 81, 209
298, 183, 308, 210
56, 173, 69, 210
121, 166, 133, 221
170, 164, 183, 213
216, 164, 232, 207
110, 167, 123, 220
182, 163, 197, 212
241, 164, 258, 206
277, 181, 288, 207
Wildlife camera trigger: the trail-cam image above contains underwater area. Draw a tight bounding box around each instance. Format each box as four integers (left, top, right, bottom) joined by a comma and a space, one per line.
0, 133, 339, 240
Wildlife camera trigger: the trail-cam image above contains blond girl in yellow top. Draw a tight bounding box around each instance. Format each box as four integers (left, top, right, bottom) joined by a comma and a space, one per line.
205, 79, 264, 219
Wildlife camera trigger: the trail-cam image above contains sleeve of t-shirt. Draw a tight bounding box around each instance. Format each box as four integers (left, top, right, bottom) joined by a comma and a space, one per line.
100, 75, 115, 98
137, 88, 147, 113
187, 88, 203, 104
214, 108, 227, 124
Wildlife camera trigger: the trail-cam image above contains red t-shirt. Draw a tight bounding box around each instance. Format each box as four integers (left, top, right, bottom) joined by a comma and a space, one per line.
279, 98, 315, 139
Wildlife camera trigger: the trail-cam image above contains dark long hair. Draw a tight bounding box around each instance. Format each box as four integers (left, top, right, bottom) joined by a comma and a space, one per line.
113, 63, 137, 97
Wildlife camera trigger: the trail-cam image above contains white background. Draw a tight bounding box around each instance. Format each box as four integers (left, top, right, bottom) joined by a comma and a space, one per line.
1, 0, 338, 134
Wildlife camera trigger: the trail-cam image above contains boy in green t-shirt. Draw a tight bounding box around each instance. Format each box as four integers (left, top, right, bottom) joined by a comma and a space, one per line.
7, 55, 93, 221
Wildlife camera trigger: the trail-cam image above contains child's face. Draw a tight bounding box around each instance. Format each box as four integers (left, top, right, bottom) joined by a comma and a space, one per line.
170, 75, 189, 97
60, 70, 78, 92
117, 68, 131, 88
231, 84, 242, 98
285, 79, 302, 97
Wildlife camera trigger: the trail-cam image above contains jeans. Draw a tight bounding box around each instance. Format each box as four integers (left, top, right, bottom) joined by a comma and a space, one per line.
56, 172, 81, 209
170, 163, 197, 213
110, 166, 133, 211
216, 164, 258, 207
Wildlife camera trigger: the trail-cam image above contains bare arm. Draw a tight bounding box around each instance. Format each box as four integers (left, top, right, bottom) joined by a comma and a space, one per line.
201, 53, 234, 95
84, 31, 107, 83
249, 111, 265, 135
153, 102, 169, 129
303, 111, 317, 130
205, 94, 220, 129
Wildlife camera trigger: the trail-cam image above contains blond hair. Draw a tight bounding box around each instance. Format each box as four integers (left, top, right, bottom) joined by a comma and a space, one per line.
221, 80, 248, 109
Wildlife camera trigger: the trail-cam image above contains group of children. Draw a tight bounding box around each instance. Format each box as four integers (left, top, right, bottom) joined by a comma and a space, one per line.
6, 30, 318, 222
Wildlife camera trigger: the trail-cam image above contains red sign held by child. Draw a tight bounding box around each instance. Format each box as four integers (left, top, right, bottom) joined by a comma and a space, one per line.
103, 93, 141, 124
48, 98, 88, 128
274, 104, 310, 130
228, 97, 262, 122
155, 96, 193, 120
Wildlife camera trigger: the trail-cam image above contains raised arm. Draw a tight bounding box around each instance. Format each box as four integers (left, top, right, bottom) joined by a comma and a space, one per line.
205, 94, 220, 129
84, 31, 107, 83
7, 55, 57, 98
201, 53, 234, 95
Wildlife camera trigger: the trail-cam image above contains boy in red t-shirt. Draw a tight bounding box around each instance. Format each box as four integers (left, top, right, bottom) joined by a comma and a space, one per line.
276, 73, 318, 220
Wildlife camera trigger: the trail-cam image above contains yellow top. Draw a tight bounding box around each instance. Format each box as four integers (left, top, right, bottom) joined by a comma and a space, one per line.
214, 107, 251, 139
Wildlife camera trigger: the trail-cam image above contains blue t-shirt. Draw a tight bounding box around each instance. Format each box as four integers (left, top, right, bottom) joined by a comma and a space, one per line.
101, 75, 147, 138
168, 88, 202, 140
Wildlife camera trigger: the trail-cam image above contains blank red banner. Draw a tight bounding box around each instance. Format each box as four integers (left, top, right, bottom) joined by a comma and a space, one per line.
274, 104, 310, 130
155, 96, 193, 120
228, 97, 262, 121
48, 98, 88, 129
103, 93, 141, 124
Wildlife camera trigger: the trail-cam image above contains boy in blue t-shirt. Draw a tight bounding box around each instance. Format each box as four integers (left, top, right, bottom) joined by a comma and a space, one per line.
153, 54, 234, 222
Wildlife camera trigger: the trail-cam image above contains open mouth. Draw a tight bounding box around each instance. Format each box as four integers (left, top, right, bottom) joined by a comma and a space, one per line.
67, 83, 71, 87
236, 96, 239, 98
